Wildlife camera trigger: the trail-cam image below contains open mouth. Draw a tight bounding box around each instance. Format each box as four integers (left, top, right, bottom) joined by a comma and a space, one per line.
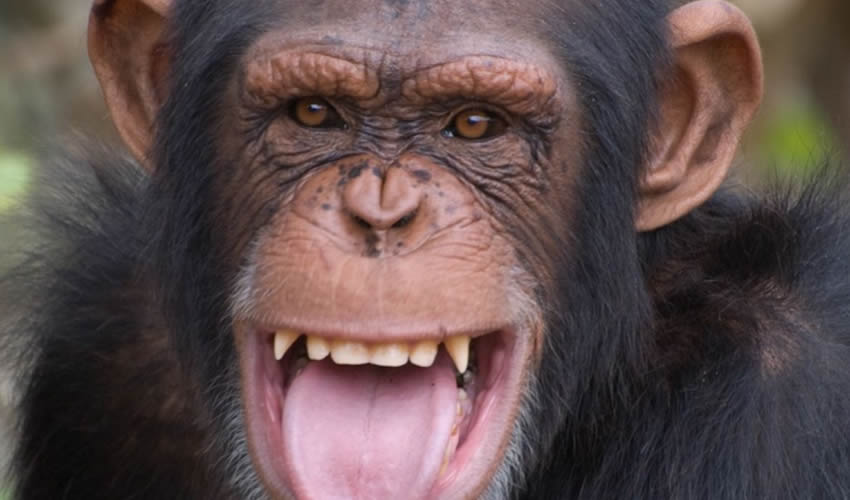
240, 326, 519, 499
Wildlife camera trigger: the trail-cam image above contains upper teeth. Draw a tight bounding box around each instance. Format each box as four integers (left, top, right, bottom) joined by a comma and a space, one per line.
273, 330, 471, 372
274, 331, 299, 361
443, 336, 470, 373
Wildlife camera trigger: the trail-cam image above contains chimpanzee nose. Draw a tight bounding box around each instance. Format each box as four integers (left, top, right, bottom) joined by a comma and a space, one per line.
343, 166, 423, 230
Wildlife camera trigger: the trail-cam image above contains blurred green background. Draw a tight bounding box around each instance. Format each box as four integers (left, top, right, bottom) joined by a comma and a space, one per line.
1, 0, 850, 490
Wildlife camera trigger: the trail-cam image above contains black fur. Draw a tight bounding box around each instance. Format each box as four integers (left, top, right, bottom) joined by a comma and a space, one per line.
3, 0, 850, 499
523, 174, 850, 498
1, 149, 237, 499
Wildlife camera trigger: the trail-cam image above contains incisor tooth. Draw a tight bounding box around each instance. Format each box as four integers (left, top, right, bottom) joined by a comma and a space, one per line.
330, 340, 370, 365
444, 336, 471, 373
370, 343, 410, 367
274, 330, 300, 361
409, 341, 439, 368
307, 336, 330, 361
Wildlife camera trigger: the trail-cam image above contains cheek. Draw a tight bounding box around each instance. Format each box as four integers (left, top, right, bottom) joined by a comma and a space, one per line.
513, 131, 584, 281
207, 151, 321, 268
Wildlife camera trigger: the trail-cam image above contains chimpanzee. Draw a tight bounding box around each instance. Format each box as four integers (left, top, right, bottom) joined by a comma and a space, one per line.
3, 0, 850, 498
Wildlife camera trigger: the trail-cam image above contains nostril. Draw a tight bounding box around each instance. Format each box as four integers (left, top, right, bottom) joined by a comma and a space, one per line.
351, 214, 372, 229
392, 210, 418, 230
341, 163, 425, 231
349, 210, 417, 230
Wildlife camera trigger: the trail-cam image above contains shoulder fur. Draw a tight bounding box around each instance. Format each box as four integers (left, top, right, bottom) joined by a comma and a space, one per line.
633, 168, 850, 499
0, 146, 234, 499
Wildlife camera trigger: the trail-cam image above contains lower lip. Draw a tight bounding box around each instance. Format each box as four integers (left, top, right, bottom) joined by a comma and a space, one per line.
436, 332, 510, 489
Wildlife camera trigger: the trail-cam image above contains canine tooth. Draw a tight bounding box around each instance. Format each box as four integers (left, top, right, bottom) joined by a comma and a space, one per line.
444, 336, 471, 373
274, 330, 300, 361
307, 336, 330, 361
370, 343, 410, 367
409, 341, 439, 367
330, 340, 370, 365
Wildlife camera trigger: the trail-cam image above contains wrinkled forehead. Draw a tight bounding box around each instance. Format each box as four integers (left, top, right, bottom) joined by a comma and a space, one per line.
273, 0, 551, 28
245, 0, 566, 86
265, 0, 558, 53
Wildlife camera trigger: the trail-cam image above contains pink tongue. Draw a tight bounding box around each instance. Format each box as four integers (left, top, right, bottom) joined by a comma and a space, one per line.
282, 354, 458, 500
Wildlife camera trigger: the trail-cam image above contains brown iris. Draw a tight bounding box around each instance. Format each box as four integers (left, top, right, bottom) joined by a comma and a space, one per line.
291, 97, 345, 129
448, 109, 507, 140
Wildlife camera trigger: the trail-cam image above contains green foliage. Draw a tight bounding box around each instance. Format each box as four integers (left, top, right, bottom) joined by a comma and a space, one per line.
757, 104, 837, 177
0, 151, 32, 213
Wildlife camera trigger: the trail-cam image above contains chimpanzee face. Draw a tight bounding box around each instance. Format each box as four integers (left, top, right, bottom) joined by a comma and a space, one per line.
219, 3, 581, 498
87, 0, 763, 498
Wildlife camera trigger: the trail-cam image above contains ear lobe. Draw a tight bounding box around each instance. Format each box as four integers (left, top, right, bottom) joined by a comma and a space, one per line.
636, 0, 763, 231
88, 0, 171, 169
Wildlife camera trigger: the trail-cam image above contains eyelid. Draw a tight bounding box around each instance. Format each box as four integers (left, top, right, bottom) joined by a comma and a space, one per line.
443, 105, 511, 141
443, 103, 512, 129
288, 97, 349, 130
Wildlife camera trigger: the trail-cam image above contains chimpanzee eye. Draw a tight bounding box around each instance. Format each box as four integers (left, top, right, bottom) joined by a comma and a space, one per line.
445, 109, 508, 141
290, 97, 347, 129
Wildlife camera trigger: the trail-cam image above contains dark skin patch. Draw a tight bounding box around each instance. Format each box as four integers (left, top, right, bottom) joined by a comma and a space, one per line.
320, 35, 344, 45
382, 0, 432, 22
338, 161, 370, 188
372, 166, 382, 178
321, 203, 332, 211
412, 169, 432, 182
379, 59, 405, 95
348, 163, 366, 180
364, 232, 381, 258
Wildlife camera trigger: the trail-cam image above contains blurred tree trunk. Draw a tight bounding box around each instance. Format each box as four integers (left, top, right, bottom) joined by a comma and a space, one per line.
806, 0, 850, 157
738, 0, 850, 162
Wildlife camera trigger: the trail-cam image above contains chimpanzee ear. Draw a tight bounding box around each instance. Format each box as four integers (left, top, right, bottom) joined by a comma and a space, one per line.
88, 0, 171, 169
636, 0, 763, 231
